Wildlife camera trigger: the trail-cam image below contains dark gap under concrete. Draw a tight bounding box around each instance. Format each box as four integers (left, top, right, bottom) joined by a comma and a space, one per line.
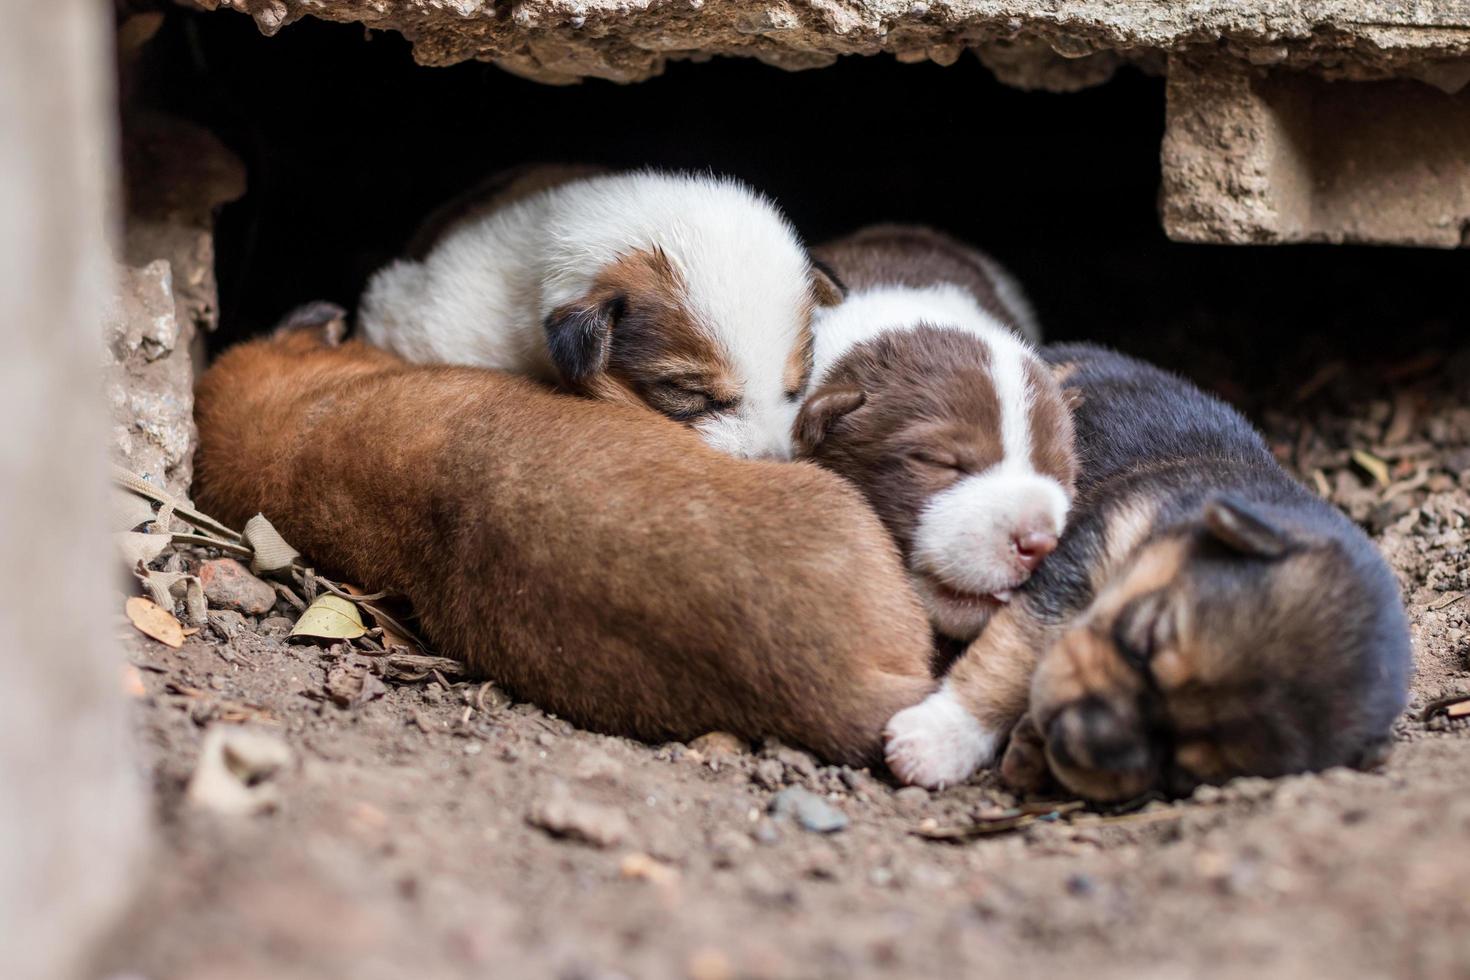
137, 12, 1465, 411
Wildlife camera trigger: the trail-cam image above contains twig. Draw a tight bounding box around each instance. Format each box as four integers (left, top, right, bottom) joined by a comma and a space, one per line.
273, 580, 307, 612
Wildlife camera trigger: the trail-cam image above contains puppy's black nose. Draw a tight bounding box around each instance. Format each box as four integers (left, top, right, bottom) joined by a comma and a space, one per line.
1049, 698, 1151, 775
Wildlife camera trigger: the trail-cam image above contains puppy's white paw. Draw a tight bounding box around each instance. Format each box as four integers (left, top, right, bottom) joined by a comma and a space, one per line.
884, 685, 998, 790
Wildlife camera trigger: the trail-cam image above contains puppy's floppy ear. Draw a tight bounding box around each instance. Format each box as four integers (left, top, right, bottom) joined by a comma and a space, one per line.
1050, 361, 1085, 411
544, 295, 623, 385
273, 301, 349, 347
794, 384, 865, 455
1202, 496, 1289, 558
808, 255, 846, 308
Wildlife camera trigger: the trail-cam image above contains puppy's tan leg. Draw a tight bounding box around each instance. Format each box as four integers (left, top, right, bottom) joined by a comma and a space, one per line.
885, 600, 1059, 789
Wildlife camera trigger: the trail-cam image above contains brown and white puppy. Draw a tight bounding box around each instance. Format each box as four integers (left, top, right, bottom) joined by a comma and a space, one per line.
797, 225, 1077, 646
358, 167, 843, 460
193, 318, 935, 766
888, 343, 1412, 797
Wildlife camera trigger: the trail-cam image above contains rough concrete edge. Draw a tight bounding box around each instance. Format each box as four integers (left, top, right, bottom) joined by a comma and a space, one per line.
180, 1, 1470, 88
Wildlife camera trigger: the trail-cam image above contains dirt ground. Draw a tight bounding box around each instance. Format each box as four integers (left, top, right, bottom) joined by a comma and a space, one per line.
95, 336, 1470, 980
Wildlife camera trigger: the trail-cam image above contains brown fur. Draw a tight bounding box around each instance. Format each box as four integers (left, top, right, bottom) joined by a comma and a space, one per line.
783, 318, 816, 399
798, 326, 1012, 555
193, 329, 936, 766
549, 247, 744, 419
812, 224, 1028, 333
945, 597, 1061, 736
1025, 359, 1074, 479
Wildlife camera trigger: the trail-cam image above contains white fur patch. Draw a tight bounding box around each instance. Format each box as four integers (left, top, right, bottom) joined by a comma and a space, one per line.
914, 468, 1071, 595
359, 171, 812, 460
884, 682, 998, 789
810, 282, 1008, 384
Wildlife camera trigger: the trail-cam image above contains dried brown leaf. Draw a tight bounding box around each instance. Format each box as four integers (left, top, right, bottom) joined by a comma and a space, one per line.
125, 596, 184, 648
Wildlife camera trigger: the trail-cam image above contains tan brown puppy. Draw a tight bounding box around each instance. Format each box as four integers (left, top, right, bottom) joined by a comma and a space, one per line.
194, 324, 935, 765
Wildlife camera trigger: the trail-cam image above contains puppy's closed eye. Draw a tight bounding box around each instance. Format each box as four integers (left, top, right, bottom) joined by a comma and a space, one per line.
646, 379, 734, 421
906, 448, 962, 471
1111, 591, 1173, 672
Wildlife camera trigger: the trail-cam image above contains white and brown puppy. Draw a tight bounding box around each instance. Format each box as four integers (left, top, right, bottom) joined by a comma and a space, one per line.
358, 167, 843, 459
797, 225, 1078, 645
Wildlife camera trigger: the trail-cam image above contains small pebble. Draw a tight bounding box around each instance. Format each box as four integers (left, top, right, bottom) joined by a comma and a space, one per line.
526, 782, 630, 847
751, 817, 782, 846
751, 759, 784, 790
206, 609, 246, 639
708, 827, 753, 867
893, 786, 929, 813
198, 558, 277, 615
1193, 784, 1224, 804
770, 786, 849, 833
1065, 873, 1096, 897
803, 842, 841, 879
771, 747, 818, 782
690, 731, 747, 756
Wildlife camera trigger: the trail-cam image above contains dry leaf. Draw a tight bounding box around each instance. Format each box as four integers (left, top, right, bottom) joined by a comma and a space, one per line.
136, 569, 207, 626
1350, 449, 1391, 487
912, 801, 1085, 841
242, 513, 300, 575
111, 486, 156, 532
115, 531, 171, 568
186, 726, 294, 817
378, 618, 416, 652
290, 593, 366, 641
326, 663, 387, 708
1418, 693, 1470, 722
125, 596, 184, 648
375, 651, 466, 683
341, 583, 422, 653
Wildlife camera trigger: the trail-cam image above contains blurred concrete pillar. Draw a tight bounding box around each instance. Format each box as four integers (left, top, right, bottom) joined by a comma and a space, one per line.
0, 2, 147, 979
1163, 55, 1470, 247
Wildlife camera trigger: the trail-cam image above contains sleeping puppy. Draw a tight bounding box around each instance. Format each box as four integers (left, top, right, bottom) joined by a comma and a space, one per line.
796, 225, 1077, 642
358, 167, 844, 460
193, 316, 935, 766
886, 343, 1413, 798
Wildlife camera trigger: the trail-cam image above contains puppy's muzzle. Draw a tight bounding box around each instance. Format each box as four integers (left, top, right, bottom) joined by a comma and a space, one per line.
1043, 697, 1158, 802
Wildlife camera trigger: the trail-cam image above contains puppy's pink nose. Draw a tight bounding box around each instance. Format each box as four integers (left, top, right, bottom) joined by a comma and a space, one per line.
1013, 530, 1058, 572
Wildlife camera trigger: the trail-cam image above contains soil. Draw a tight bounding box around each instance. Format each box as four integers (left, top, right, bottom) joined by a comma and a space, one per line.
96, 336, 1470, 980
